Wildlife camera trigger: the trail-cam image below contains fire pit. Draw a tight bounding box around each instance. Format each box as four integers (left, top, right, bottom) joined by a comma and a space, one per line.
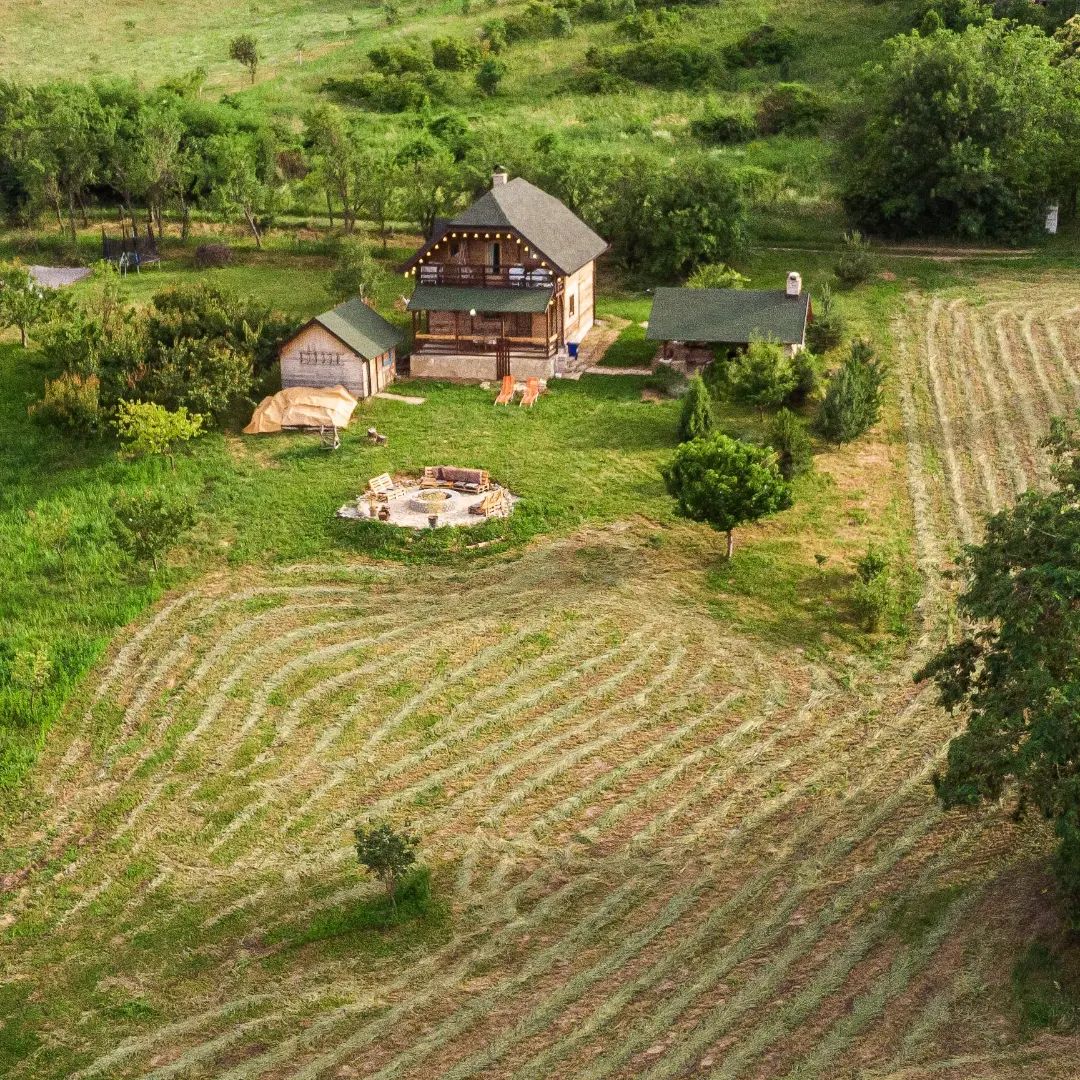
410, 489, 454, 515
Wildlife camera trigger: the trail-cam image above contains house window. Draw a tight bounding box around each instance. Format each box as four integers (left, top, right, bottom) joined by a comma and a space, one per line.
450, 240, 460, 258
490, 241, 501, 272
568, 293, 576, 318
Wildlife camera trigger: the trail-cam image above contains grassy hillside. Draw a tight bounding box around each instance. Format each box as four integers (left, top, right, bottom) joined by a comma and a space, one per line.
0, 0, 919, 241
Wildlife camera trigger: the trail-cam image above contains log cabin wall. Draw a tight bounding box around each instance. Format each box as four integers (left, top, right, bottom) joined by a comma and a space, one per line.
563, 261, 595, 345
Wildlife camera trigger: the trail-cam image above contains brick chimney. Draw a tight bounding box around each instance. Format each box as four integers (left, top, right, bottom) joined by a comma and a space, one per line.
492, 166, 509, 187
786, 271, 802, 298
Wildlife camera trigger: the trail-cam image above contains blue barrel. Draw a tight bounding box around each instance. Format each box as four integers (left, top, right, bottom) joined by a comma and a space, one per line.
568, 342, 579, 359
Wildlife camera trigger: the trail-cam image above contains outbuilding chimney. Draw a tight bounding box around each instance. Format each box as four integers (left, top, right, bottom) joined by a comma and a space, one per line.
786, 271, 802, 298
492, 166, 509, 187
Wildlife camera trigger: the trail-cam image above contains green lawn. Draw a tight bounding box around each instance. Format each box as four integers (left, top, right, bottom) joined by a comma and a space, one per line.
0, 249, 920, 788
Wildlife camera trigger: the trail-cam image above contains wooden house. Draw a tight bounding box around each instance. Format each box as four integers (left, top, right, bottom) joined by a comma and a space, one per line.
280, 298, 402, 400
646, 274, 813, 369
401, 170, 608, 381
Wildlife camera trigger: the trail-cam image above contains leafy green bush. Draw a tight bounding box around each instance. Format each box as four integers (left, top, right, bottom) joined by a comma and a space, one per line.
690, 107, 756, 145
767, 407, 814, 480
677, 373, 716, 442
431, 35, 483, 70
686, 263, 751, 289
756, 82, 829, 135
726, 24, 798, 67
616, 9, 682, 40
110, 488, 197, 571
368, 42, 434, 75
114, 400, 204, 466
324, 72, 438, 112
475, 57, 508, 95
586, 41, 720, 89
28, 373, 102, 435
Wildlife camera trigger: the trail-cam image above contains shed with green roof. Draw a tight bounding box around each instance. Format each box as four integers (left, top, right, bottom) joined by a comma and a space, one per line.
646, 279, 813, 364
280, 298, 403, 399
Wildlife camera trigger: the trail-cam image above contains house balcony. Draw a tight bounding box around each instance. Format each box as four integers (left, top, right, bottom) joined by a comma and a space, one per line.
418, 263, 557, 289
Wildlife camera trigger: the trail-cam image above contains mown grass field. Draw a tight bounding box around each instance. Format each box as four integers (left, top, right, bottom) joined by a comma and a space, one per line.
3, 261, 1080, 1076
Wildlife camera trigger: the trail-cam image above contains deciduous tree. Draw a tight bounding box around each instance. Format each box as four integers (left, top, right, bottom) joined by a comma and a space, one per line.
662, 433, 793, 559
918, 414, 1080, 919
354, 822, 419, 910
229, 35, 260, 84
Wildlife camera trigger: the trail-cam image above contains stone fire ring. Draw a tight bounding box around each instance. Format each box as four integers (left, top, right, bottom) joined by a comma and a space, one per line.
410, 489, 455, 515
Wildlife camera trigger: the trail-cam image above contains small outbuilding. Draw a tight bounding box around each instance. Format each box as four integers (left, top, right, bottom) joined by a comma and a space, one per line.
280, 298, 402, 399
646, 273, 813, 368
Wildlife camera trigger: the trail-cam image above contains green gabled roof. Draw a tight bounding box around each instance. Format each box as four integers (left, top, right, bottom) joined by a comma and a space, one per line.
646, 287, 811, 346
449, 178, 608, 275
313, 298, 402, 359
407, 284, 554, 314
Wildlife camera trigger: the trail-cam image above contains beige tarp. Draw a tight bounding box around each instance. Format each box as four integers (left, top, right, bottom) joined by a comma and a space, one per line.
243, 385, 359, 435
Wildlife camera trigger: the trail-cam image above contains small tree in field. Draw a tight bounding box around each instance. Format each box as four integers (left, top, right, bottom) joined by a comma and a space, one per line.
723, 337, 797, 417
354, 822, 419, 911
114, 400, 204, 468
475, 57, 508, 95
110, 488, 196, 571
0, 263, 64, 348
229, 35, 260, 84
662, 433, 792, 559
817, 338, 886, 446
10, 646, 52, 719
677, 373, 716, 442
767, 407, 813, 481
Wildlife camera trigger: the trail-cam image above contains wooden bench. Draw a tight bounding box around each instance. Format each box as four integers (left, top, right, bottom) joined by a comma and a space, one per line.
420, 466, 490, 494
367, 473, 406, 502
470, 488, 510, 517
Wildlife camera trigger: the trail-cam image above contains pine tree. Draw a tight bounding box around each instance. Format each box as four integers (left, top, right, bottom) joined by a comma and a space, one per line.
767, 407, 814, 480
677, 373, 716, 442
723, 338, 797, 417
816, 338, 886, 446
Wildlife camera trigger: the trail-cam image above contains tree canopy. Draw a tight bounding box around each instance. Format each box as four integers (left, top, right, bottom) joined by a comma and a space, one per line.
840, 20, 1080, 240
662, 433, 793, 559
918, 414, 1080, 919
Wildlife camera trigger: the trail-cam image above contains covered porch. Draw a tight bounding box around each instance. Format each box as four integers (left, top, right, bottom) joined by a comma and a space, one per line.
407, 284, 561, 365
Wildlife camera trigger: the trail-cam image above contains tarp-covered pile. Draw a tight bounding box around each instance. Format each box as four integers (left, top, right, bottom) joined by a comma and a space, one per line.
243, 385, 359, 435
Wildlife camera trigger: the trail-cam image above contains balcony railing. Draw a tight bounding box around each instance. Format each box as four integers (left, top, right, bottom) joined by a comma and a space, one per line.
412, 333, 557, 358
418, 263, 556, 289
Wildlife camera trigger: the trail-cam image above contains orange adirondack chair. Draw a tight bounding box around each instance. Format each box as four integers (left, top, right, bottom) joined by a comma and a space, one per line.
494, 375, 515, 405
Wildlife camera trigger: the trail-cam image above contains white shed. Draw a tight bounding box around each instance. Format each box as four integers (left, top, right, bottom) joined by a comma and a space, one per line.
280, 298, 403, 399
